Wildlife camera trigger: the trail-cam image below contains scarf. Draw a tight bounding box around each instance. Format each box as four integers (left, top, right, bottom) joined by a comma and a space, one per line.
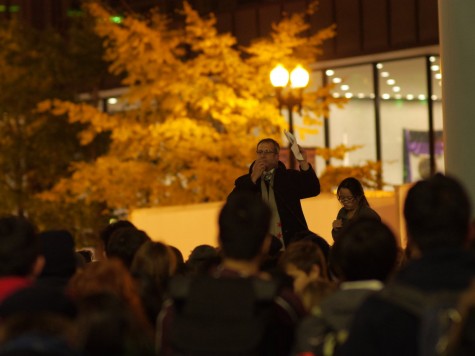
261, 170, 284, 249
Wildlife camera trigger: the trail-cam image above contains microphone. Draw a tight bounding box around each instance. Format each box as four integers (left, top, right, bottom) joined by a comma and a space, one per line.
263, 171, 273, 182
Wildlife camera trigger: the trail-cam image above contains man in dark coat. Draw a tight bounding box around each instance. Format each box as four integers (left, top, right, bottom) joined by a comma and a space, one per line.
230, 138, 320, 248
157, 192, 306, 356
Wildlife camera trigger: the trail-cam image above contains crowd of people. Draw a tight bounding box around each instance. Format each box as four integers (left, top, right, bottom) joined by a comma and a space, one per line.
1, 138, 475, 356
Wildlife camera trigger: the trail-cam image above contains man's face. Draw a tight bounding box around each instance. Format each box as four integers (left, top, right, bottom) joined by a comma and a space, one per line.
256, 142, 279, 170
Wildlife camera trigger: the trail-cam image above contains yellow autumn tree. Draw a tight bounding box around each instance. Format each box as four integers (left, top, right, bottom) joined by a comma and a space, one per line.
315, 145, 383, 191
41, 2, 345, 212
0, 15, 111, 235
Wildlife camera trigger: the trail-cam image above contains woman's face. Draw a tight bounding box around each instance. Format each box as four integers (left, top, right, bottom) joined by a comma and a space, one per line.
284, 263, 320, 296
338, 188, 358, 211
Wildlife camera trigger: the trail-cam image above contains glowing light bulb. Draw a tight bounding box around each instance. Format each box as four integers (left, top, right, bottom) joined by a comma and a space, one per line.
270, 64, 289, 87
290, 65, 310, 88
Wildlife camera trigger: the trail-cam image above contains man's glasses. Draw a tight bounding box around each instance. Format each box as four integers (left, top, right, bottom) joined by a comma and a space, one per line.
338, 195, 355, 203
256, 150, 276, 155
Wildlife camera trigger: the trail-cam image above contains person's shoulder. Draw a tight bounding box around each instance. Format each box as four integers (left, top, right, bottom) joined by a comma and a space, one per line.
323, 287, 377, 310
336, 207, 346, 217
235, 173, 250, 182
0, 283, 76, 319
274, 285, 307, 322
359, 205, 381, 220
358, 283, 431, 324
233, 172, 255, 189
274, 161, 287, 173
359, 290, 396, 311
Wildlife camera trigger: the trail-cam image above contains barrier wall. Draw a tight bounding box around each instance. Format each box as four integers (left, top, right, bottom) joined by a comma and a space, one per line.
131, 191, 404, 257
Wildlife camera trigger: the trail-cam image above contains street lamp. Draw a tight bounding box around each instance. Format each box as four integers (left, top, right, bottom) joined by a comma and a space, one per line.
270, 64, 310, 168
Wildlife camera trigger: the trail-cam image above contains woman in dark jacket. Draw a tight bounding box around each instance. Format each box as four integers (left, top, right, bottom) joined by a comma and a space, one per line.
331, 177, 380, 241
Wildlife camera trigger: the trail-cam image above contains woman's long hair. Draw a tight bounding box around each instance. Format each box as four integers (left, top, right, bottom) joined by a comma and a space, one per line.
337, 177, 370, 210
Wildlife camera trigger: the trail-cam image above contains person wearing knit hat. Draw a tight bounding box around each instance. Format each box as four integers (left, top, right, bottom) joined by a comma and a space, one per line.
37, 230, 77, 290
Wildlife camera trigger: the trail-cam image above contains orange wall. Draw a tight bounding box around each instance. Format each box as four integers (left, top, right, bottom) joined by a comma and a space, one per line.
131, 192, 402, 257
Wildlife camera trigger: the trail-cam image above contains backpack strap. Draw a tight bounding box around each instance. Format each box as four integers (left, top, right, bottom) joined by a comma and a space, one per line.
169, 275, 278, 301
252, 278, 279, 301
377, 282, 427, 317
323, 329, 349, 356
378, 283, 464, 318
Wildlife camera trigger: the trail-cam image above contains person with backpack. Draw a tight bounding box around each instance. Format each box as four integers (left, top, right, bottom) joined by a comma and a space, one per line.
340, 173, 475, 356
156, 191, 305, 356
292, 218, 398, 356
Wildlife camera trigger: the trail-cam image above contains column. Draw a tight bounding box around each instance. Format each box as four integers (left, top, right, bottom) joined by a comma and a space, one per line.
438, 0, 475, 209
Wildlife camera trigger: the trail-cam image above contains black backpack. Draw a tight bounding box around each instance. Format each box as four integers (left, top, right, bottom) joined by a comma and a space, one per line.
378, 282, 462, 356
168, 274, 280, 356
292, 307, 352, 356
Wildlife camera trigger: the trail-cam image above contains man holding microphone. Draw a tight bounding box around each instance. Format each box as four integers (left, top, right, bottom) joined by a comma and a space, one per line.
229, 138, 320, 249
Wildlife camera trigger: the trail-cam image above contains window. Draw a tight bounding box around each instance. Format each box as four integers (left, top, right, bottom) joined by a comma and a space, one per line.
378, 57, 444, 188
295, 70, 325, 171
327, 64, 377, 167
318, 55, 444, 190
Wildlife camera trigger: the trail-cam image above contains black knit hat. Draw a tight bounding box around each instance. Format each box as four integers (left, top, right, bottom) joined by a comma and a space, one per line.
39, 230, 76, 279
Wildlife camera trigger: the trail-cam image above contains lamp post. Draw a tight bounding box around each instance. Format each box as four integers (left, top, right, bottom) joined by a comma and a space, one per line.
270, 64, 310, 169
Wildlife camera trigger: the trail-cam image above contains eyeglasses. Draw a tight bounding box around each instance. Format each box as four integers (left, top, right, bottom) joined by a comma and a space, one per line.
338, 195, 355, 203
256, 150, 276, 155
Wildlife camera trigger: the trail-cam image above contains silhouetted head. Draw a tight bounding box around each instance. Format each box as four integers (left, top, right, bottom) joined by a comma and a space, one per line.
404, 173, 471, 252
219, 192, 271, 261
100, 220, 136, 251
279, 241, 328, 294
39, 230, 76, 279
330, 218, 398, 282
0, 216, 39, 277
337, 177, 369, 210
107, 227, 150, 269
289, 230, 331, 262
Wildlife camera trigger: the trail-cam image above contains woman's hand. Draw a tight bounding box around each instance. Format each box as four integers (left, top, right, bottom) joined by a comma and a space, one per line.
332, 219, 343, 229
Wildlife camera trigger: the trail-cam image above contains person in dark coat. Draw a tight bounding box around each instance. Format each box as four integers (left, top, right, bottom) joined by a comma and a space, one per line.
340, 173, 475, 356
230, 138, 320, 248
331, 177, 381, 241
292, 218, 398, 356
157, 192, 306, 356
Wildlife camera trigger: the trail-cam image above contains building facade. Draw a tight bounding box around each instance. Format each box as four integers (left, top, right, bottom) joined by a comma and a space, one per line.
207, 0, 441, 189
1, 0, 441, 189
